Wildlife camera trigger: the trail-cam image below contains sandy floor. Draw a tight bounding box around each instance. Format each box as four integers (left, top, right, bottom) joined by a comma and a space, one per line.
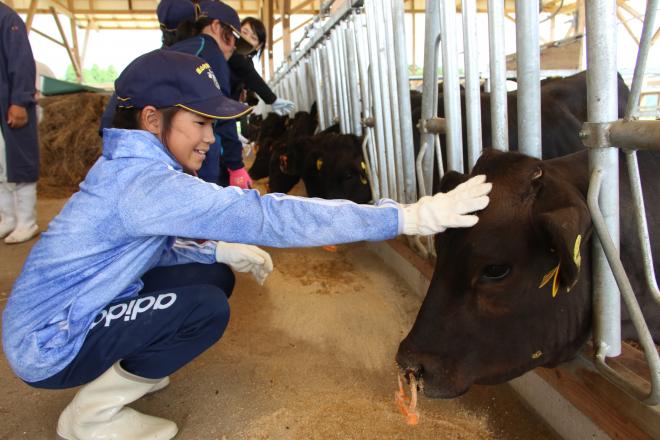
0, 196, 558, 440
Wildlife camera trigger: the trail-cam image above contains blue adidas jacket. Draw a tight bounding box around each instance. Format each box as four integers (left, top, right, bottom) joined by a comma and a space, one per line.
2, 128, 402, 382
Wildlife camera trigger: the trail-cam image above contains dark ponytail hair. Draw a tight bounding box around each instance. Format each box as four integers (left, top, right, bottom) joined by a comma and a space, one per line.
241, 17, 267, 58
161, 15, 214, 47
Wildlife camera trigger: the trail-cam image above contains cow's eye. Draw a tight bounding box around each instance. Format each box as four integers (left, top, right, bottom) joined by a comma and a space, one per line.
480, 264, 511, 282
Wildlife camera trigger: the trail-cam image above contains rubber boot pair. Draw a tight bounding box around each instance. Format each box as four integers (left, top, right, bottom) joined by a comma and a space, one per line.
0, 181, 38, 243
56, 362, 177, 440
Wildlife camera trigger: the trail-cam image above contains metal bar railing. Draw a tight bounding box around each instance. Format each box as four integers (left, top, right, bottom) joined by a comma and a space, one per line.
515, 0, 541, 158
439, 0, 464, 172
392, 0, 417, 203
487, 0, 508, 151
586, 0, 622, 360
462, 0, 483, 170
583, 0, 660, 405
416, 0, 441, 198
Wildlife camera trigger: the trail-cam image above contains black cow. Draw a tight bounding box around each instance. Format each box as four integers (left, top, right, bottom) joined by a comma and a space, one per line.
248, 113, 289, 180
300, 132, 372, 203
411, 71, 630, 184
267, 105, 319, 193
396, 148, 660, 398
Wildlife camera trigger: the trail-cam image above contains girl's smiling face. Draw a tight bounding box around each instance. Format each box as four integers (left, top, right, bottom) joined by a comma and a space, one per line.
164, 110, 215, 173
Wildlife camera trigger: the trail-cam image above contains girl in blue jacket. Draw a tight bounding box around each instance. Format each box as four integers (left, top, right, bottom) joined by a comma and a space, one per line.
2, 49, 491, 440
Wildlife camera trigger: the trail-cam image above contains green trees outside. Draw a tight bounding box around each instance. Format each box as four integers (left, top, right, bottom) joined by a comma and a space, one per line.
64, 64, 118, 84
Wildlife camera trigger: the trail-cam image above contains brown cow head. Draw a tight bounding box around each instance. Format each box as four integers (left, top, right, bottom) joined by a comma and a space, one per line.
396, 149, 593, 398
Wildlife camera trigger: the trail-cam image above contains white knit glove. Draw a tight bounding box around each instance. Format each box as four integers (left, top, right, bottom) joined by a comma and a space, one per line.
215, 241, 273, 285
402, 175, 492, 235
271, 98, 295, 116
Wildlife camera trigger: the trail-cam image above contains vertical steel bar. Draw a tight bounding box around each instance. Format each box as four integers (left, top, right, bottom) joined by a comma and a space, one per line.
336, 23, 353, 133
311, 49, 327, 129
624, 0, 658, 121
354, 11, 381, 198
331, 31, 347, 132
345, 16, 363, 136
624, 0, 660, 305
439, 0, 464, 172
392, 0, 417, 203
462, 0, 483, 170
586, 0, 621, 358
382, 0, 405, 201
515, 0, 541, 158
364, 0, 390, 198
418, 0, 441, 197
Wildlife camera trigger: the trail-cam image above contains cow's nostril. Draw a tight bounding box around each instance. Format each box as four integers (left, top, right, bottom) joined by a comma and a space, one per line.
405, 365, 423, 381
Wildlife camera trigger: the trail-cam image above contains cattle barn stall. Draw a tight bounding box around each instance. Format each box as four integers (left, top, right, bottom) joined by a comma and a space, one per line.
269, 0, 660, 436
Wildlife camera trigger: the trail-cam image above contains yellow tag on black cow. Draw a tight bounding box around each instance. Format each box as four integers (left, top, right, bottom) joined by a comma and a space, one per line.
539, 263, 561, 298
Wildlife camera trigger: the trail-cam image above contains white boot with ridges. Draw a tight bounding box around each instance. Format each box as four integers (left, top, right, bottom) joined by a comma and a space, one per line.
0, 182, 16, 238
5, 182, 38, 244
56, 362, 178, 440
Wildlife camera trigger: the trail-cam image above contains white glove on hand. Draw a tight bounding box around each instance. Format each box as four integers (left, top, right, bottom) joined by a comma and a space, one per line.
402, 175, 492, 236
271, 98, 295, 116
215, 241, 274, 285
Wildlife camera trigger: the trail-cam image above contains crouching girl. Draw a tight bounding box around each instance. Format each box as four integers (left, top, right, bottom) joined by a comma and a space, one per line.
2, 49, 491, 440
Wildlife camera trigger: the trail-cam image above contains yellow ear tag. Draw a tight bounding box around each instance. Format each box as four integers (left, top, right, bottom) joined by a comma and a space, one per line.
361, 161, 366, 170
573, 234, 582, 270
316, 158, 323, 171
531, 350, 543, 359
539, 263, 561, 298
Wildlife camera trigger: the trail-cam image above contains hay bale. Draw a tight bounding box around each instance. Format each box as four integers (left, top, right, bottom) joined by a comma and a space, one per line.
38, 92, 109, 198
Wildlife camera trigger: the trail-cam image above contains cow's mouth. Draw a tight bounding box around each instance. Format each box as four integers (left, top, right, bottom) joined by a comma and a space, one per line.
396, 363, 471, 399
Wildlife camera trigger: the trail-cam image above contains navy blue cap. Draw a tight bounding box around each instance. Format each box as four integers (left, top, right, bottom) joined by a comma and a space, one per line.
115, 49, 251, 120
197, 0, 254, 55
157, 0, 197, 31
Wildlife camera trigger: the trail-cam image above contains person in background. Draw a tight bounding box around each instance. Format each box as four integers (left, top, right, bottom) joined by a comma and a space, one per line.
168, 0, 255, 188
3, 49, 491, 440
228, 16, 295, 116
0, 3, 40, 244
98, 0, 197, 134
157, 0, 198, 47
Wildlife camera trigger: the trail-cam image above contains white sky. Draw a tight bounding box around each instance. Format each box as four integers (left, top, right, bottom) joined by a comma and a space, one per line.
22, 2, 658, 85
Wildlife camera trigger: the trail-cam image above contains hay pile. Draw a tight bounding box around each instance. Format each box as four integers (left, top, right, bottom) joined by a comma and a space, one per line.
38, 92, 109, 198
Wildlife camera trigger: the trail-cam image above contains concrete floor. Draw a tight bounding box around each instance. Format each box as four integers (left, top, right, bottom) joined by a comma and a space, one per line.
0, 196, 559, 439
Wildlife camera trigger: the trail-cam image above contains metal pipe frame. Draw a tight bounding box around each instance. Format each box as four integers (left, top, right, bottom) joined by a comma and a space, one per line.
311, 49, 327, 129
392, 0, 417, 203
354, 11, 381, 199
588, 170, 660, 405
381, 0, 405, 201
586, 0, 622, 359
417, 1, 441, 198
439, 0, 464, 172
365, 0, 393, 199
344, 18, 363, 136
515, 0, 541, 158
462, 0, 483, 170
488, 0, 509, 151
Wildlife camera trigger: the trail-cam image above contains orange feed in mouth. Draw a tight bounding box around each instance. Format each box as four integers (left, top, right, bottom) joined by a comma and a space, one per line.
395, 372, 420, 425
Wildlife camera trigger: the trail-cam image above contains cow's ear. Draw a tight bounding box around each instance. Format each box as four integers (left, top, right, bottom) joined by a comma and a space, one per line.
536, 202, 592, 293
436, 170, 469, 194
310, 102, 318, 119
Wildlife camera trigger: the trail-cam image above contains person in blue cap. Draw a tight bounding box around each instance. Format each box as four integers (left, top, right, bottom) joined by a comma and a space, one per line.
0, 3, 40, 244
3, 48, 491, 440
156, 0, 198, 47
167, 0, 257, 189
229, 17, 295, 115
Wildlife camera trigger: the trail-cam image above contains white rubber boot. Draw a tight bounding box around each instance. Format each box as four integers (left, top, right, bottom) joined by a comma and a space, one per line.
0, 182, 16, 238
4, 182, 38, 244
56, 362, 178, 440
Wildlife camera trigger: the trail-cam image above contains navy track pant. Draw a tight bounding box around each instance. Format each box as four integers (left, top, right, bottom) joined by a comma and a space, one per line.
28, 262, 235, 389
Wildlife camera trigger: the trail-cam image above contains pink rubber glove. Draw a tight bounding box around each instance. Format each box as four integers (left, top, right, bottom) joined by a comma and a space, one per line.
228, 167, 253, 189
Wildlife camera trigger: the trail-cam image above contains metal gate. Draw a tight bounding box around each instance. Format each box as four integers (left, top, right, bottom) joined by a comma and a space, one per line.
269, 0, 660, 405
